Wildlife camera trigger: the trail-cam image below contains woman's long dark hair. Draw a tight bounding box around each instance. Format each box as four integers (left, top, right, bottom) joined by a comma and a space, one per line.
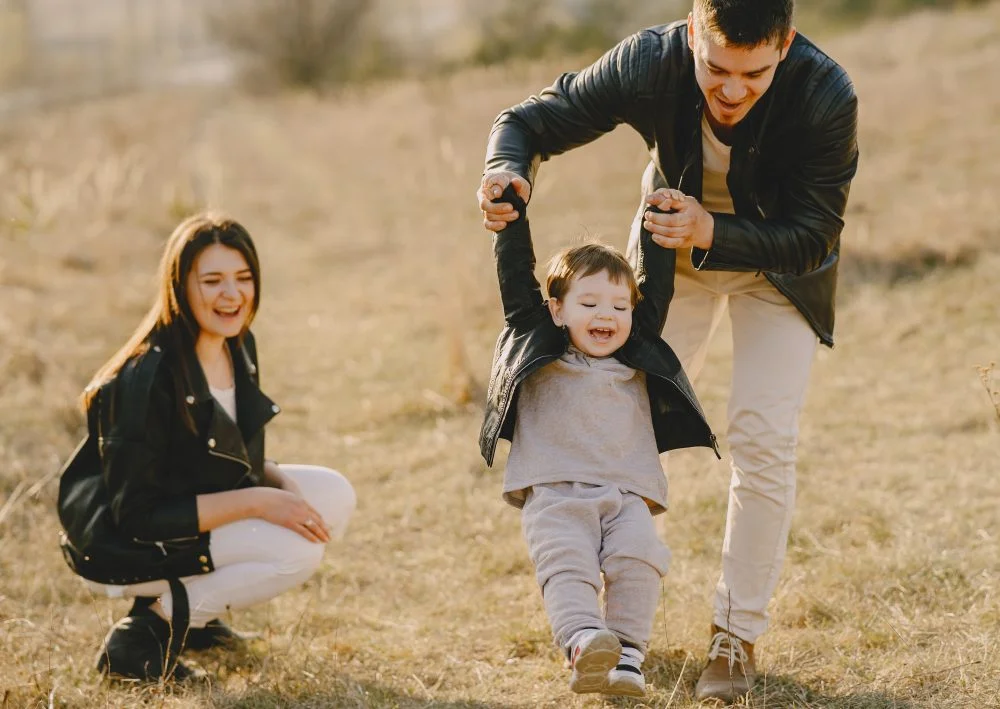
82, 213, 261, 430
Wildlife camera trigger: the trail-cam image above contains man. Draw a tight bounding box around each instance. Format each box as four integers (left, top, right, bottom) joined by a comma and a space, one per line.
477, 0, 858, 701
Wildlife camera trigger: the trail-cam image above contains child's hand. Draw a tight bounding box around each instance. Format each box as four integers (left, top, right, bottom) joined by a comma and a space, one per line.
645, 188, 685, 213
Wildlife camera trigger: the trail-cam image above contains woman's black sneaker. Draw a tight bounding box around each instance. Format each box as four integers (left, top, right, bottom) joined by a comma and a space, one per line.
127, 598, 254, 651
185, 618, 257, 650
95, 614, 195, 681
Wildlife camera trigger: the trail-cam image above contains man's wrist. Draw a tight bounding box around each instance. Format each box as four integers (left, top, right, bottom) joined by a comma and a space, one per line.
695, 212, 715, 250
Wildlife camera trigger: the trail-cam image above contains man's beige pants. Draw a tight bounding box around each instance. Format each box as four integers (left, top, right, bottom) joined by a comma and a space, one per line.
631, 213, 818, 642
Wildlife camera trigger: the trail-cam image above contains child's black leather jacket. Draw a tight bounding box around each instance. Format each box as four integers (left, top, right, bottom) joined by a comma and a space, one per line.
479, 187, 719, 465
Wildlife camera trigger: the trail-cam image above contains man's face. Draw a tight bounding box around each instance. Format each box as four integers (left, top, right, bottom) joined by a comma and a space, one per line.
688, 13, 795, 132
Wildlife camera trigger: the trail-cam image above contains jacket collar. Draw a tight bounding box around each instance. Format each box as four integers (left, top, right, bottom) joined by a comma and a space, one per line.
163, 332, 279, 450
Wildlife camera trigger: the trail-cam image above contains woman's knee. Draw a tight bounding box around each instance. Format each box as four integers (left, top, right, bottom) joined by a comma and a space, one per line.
280, 465, 356, 538
275, 533, 326, 578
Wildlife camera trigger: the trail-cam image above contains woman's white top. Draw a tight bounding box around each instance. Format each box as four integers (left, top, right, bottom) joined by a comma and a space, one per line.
209, 384, 238, 423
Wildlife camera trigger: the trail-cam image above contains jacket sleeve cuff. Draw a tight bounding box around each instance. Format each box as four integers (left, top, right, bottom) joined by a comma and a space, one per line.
693, 214, 753, 271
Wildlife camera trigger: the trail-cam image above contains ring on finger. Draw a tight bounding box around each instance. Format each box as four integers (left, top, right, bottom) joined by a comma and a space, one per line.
304, 519, 316, 527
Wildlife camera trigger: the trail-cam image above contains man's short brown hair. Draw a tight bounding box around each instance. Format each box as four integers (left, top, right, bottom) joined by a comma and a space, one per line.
545, 242, 640, 307
693, 0, 794, 48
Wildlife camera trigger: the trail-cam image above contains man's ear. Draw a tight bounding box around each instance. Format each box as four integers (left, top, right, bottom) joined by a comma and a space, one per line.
547, 298, 564, 326
686, 12, 696, 49
778, 27, 797, 61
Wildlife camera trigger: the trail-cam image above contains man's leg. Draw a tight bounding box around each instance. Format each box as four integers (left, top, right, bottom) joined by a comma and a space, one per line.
661, 249, 728, 378
715, 284, 818, 641
695, 279, 817, 702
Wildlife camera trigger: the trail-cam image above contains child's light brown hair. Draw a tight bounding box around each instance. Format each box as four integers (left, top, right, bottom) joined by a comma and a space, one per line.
545, 243, 640, 307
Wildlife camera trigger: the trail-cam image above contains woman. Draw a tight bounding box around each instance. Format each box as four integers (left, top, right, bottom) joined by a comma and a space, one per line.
57, 213, 356, 681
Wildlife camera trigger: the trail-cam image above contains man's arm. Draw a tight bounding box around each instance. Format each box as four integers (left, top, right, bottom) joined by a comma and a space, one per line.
642, 75, 859, 275
480, 30, 663, 230
491, 185, 546, 327
698, 89, 858, 274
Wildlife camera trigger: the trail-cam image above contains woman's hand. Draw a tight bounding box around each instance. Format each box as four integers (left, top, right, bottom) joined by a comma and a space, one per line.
254, 487, 331, 543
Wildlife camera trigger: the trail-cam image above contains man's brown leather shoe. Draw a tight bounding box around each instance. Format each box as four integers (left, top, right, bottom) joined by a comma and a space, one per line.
694, 625, 757, 703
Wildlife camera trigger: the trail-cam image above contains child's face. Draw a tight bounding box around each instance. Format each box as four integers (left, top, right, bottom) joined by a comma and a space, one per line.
548, 270, 633, 357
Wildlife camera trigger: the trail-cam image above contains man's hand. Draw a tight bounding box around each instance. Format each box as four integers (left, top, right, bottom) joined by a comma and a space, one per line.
643, 188, 714, 250
477, 171, 532, 232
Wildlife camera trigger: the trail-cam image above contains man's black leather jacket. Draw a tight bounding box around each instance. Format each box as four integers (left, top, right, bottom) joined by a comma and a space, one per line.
485, 22, 859, 346
479, 187, 718, 465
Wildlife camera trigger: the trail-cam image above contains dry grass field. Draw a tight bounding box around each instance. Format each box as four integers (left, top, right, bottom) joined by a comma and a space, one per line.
2, 3, 999, 707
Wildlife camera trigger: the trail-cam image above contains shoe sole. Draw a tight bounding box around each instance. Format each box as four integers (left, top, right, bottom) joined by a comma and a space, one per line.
695, 685, 751, 703
569, 631, 621, 694
605, 676, 645, 698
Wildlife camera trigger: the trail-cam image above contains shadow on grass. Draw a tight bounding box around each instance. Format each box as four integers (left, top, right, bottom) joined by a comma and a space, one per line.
599, 648, 918, 708
838, 244, 981, 291
209, 680, 523, 709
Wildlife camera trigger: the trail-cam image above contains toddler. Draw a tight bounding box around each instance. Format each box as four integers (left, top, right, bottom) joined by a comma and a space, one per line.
479, 186, 718, 696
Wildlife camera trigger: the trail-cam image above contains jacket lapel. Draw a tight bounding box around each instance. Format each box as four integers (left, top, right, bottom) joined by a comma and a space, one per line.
177, 336, 278, 467
231, 338, 278, 443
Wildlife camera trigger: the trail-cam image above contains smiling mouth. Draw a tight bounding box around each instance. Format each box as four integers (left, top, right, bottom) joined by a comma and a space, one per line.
214, 305, 242, 319
589, 327, 616, 343
717, 97, 743, 112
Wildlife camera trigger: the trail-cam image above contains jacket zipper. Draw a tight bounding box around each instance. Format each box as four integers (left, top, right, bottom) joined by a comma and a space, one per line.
677, 161, 692, 193
616, 353, 720, 458
132, 535, 200, 550
208, 448, 253, 482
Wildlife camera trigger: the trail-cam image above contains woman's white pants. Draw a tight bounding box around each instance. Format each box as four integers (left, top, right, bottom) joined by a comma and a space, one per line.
88, 465, 356, 627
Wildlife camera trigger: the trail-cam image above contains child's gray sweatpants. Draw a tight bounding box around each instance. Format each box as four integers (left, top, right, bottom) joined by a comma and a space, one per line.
521, 482, 672, 653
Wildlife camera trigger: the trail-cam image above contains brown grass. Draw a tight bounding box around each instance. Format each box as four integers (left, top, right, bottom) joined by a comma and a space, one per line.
2, 3, 999, 707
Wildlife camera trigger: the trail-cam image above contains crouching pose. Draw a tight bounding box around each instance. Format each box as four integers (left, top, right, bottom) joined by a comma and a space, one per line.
479, 187, 718, 696
57, 213, 356, 681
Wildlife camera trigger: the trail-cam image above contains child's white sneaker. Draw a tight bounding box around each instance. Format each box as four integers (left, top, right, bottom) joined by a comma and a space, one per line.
606, 664, 646, 697
604, 643, 646, 697
567, 629, 621, 694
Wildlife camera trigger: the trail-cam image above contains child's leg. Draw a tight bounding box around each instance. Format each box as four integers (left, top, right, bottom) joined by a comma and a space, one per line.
600, 492, 672, 655
522, 482, 610, 649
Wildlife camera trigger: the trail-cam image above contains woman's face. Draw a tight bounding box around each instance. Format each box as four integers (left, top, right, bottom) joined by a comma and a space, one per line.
185, 243, 255, 342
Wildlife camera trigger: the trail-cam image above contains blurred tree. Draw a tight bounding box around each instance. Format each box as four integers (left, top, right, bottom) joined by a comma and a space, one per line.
209, 0, 399, 90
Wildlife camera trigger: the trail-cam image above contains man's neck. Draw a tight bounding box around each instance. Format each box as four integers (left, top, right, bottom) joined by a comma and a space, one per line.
703, 107, 735, 146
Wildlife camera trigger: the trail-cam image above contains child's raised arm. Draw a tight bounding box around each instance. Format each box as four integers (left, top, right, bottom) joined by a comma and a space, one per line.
632, 197, 677, 337
491, 185, 547, 328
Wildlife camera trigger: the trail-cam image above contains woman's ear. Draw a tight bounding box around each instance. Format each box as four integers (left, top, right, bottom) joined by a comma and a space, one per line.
547, 298, 564, 326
